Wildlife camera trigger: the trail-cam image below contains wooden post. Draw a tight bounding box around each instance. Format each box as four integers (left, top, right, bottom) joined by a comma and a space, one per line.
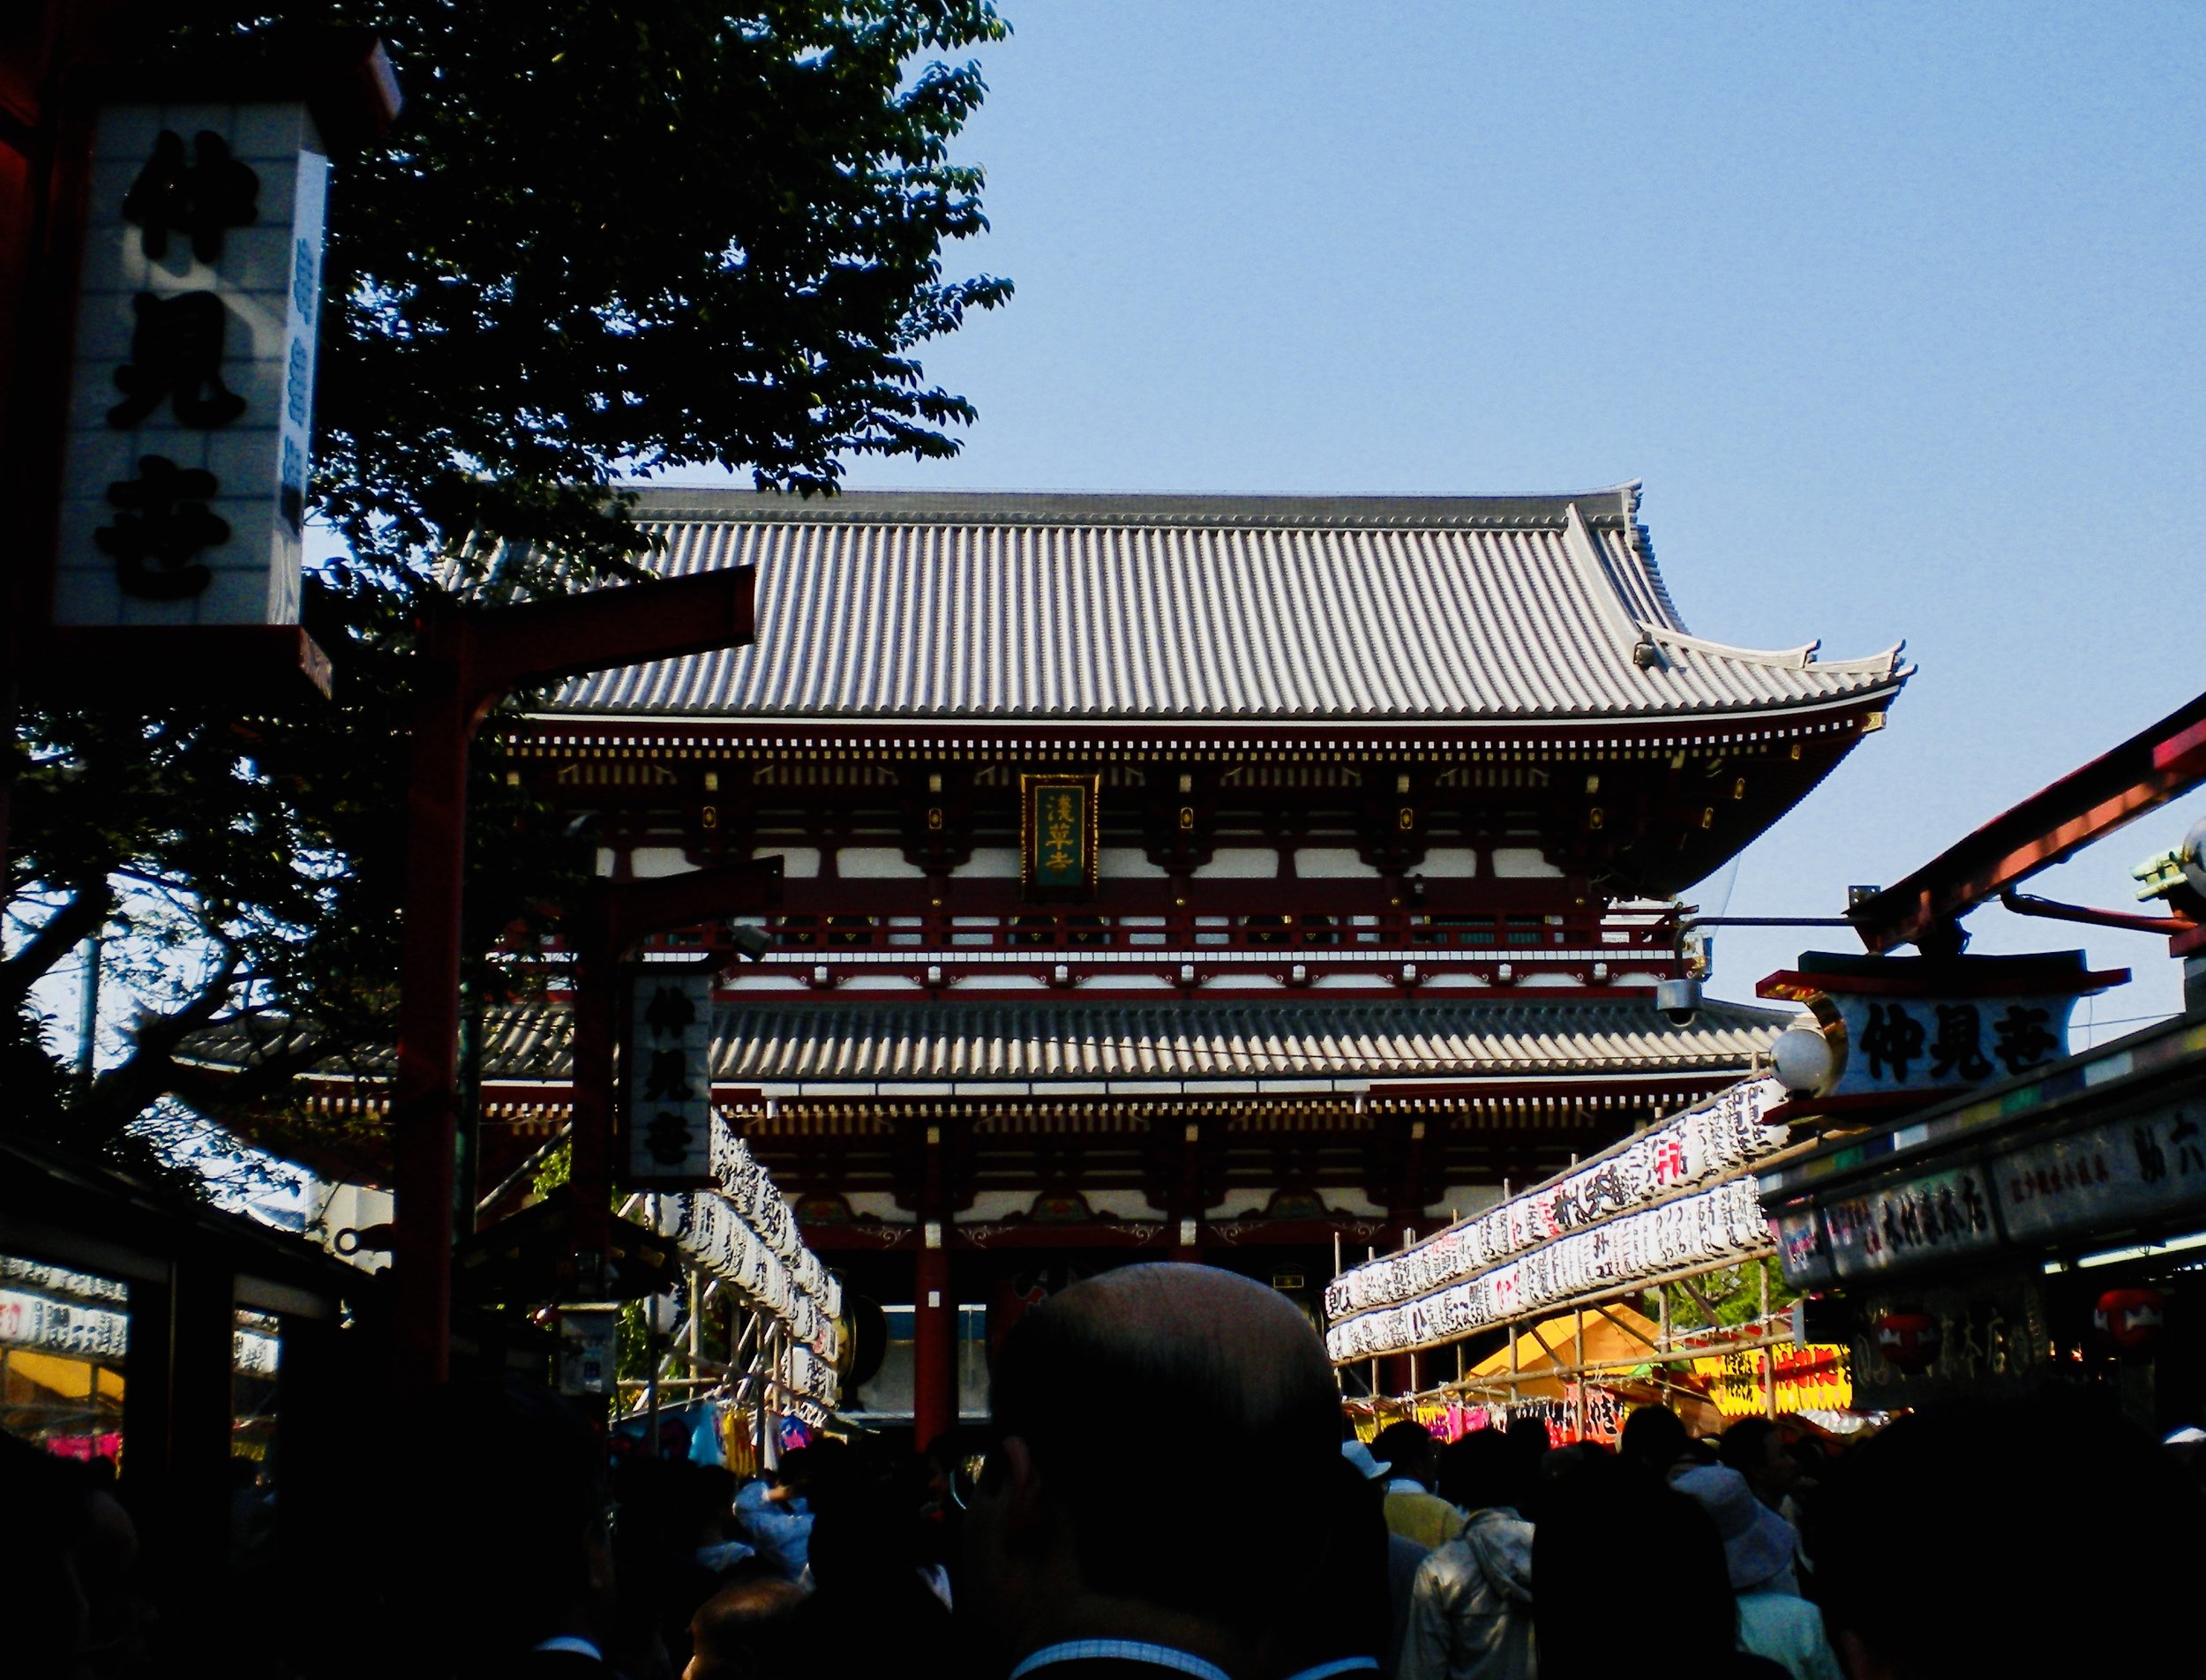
1761, 1261, 1775, 1419
687, 1267, 702, 1381
1572, 1308, 1586, 1440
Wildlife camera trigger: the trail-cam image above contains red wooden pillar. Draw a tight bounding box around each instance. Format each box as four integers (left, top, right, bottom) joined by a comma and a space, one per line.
913, 1224, 956, 1448
1171, 1119, 1204, 1264
392, 655, 469, 1390
912, 1121, 957, 1446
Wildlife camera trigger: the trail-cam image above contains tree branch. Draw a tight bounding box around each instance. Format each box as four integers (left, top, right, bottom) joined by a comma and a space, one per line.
0, 880, 112, 1011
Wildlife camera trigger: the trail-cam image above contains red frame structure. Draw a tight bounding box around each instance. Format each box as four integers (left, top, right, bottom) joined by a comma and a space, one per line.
1849, 689, 2206, 957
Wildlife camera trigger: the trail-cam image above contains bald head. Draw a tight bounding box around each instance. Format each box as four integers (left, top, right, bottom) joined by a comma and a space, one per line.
687, 1577, 804, 1680
986, 1264, 1339, 1638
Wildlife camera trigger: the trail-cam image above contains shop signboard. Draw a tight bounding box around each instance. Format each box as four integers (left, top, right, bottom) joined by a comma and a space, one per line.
1817, 991, 2080, 1101
1994, 1094, 2206, 1247
1693, 1342, 1853, 1417
1756, 952, 2120, 1107
557, 1305, 620, 1397
624, 968, 716, 1187
1821, 1164, 2003, 1281
56, 101, 328, 627
1770, 1091, 2206, 1289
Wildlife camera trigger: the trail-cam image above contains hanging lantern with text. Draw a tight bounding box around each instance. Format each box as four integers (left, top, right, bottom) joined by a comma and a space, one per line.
1874, 1310, 1941, 1372
2094, 1287, 2166, 1354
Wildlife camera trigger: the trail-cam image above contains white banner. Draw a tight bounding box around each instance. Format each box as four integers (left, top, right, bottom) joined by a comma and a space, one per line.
1325, 1079, 1785, 1324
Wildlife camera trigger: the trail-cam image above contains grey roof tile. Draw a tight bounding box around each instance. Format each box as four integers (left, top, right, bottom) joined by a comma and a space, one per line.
192, 996, 1788, 1086
532, 485, 1905, 724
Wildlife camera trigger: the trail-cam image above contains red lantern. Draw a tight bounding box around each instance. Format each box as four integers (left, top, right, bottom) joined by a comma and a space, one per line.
2094, 1287, 2166, 1353
1874, 1310, 1941, 1371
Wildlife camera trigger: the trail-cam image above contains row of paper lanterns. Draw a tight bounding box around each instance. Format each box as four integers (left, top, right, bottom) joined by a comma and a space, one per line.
1325, 1079, 1786, 1323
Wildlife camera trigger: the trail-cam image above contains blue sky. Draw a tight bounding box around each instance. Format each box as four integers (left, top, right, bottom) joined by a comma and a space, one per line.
667, 0, 2205, 1033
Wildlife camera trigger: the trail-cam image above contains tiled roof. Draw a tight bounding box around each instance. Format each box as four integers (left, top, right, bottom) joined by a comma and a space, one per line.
193, 996, 1788, 1086
535, 485, 1905, 724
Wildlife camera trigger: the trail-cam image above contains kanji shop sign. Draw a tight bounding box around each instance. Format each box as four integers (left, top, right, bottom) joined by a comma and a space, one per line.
624, 969, 716, 1187
1693, 1342, 1853, 1418
1817, 1164, 2004, 1281
1758, 951, 2120, 1106
1770, 1093, 2206, 1287
1020, 772, 1099, 899
55, 102, 328, 626
1996, 1095, 2206, 1248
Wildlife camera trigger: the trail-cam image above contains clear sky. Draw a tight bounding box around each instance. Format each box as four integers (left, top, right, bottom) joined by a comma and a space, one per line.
663, 1, 2206, 1034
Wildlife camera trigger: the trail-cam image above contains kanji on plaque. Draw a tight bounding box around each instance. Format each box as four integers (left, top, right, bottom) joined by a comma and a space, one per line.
1020, 773, 1098, 899
624, 969, 716, 1186
53, 101, 329, 628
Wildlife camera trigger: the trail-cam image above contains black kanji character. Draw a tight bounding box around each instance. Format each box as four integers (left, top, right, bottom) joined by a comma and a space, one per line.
644, 984, 697, 1039
1992, 1005, 2059, 1074
1929, 1003, 1992, 1081
642, 1048, 694, 1103
1898, 1195, 1925, 1247
94, 455, 225, 599
1938, 1183, 1965, 1237
108, 292, 246, 429
644, 1113, 694, 1166
1861, 1001, 1925, 1083
1960, 1174, 1990, 1233
121, 129, 259, 263
2172, 1114, 2205, 1175
2135, 1124, 2169, 1184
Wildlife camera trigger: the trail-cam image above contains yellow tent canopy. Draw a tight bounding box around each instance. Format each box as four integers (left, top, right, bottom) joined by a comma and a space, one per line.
1466, 1304, 1666, 1400
4, 1349, 124, 1404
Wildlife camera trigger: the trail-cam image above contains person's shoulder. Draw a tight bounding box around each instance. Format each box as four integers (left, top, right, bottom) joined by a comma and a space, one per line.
1736, 1589, 1831, 1658
1737, 1590, 1826, 1630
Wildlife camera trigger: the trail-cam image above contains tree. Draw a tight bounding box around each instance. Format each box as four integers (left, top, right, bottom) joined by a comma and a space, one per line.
4, 0, 1011, 1178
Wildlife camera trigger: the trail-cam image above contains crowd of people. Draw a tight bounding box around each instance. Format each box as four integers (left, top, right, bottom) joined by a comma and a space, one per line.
10, 1263, 2206, 1678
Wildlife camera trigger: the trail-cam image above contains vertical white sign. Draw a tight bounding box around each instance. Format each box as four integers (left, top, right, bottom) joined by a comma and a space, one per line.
626, 969, 717, 1185
55, 101, 328, 627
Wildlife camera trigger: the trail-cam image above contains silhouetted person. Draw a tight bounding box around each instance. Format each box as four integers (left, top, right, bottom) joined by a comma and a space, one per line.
1371, 1420, 1464, 1549
1272, 1453, 1392, 1680
794, 1457, 954, 1679
0, 1434, 154, 1679
1815, 1397, 2204, 1679
1401, 1432, 1534, 1680
1343, 1439, 1429, 1679
1536, 1455, 1782, 1680
962, 1263, 1339, 1679
1502, 1417, 1551, 1523
1675, 1466, 1836, 1680
1717, 1418, 1801, 1519
1618, 1403, 1694, 1484
686, 1576, 805, 1680
391, 1379, 619, 1677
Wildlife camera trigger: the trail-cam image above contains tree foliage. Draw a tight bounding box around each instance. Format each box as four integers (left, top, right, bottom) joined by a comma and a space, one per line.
4, 0, 1009, 1173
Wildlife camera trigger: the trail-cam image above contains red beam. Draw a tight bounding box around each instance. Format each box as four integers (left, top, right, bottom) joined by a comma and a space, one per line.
1850, 689, 2206, 955
392, 568, 754, 1394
